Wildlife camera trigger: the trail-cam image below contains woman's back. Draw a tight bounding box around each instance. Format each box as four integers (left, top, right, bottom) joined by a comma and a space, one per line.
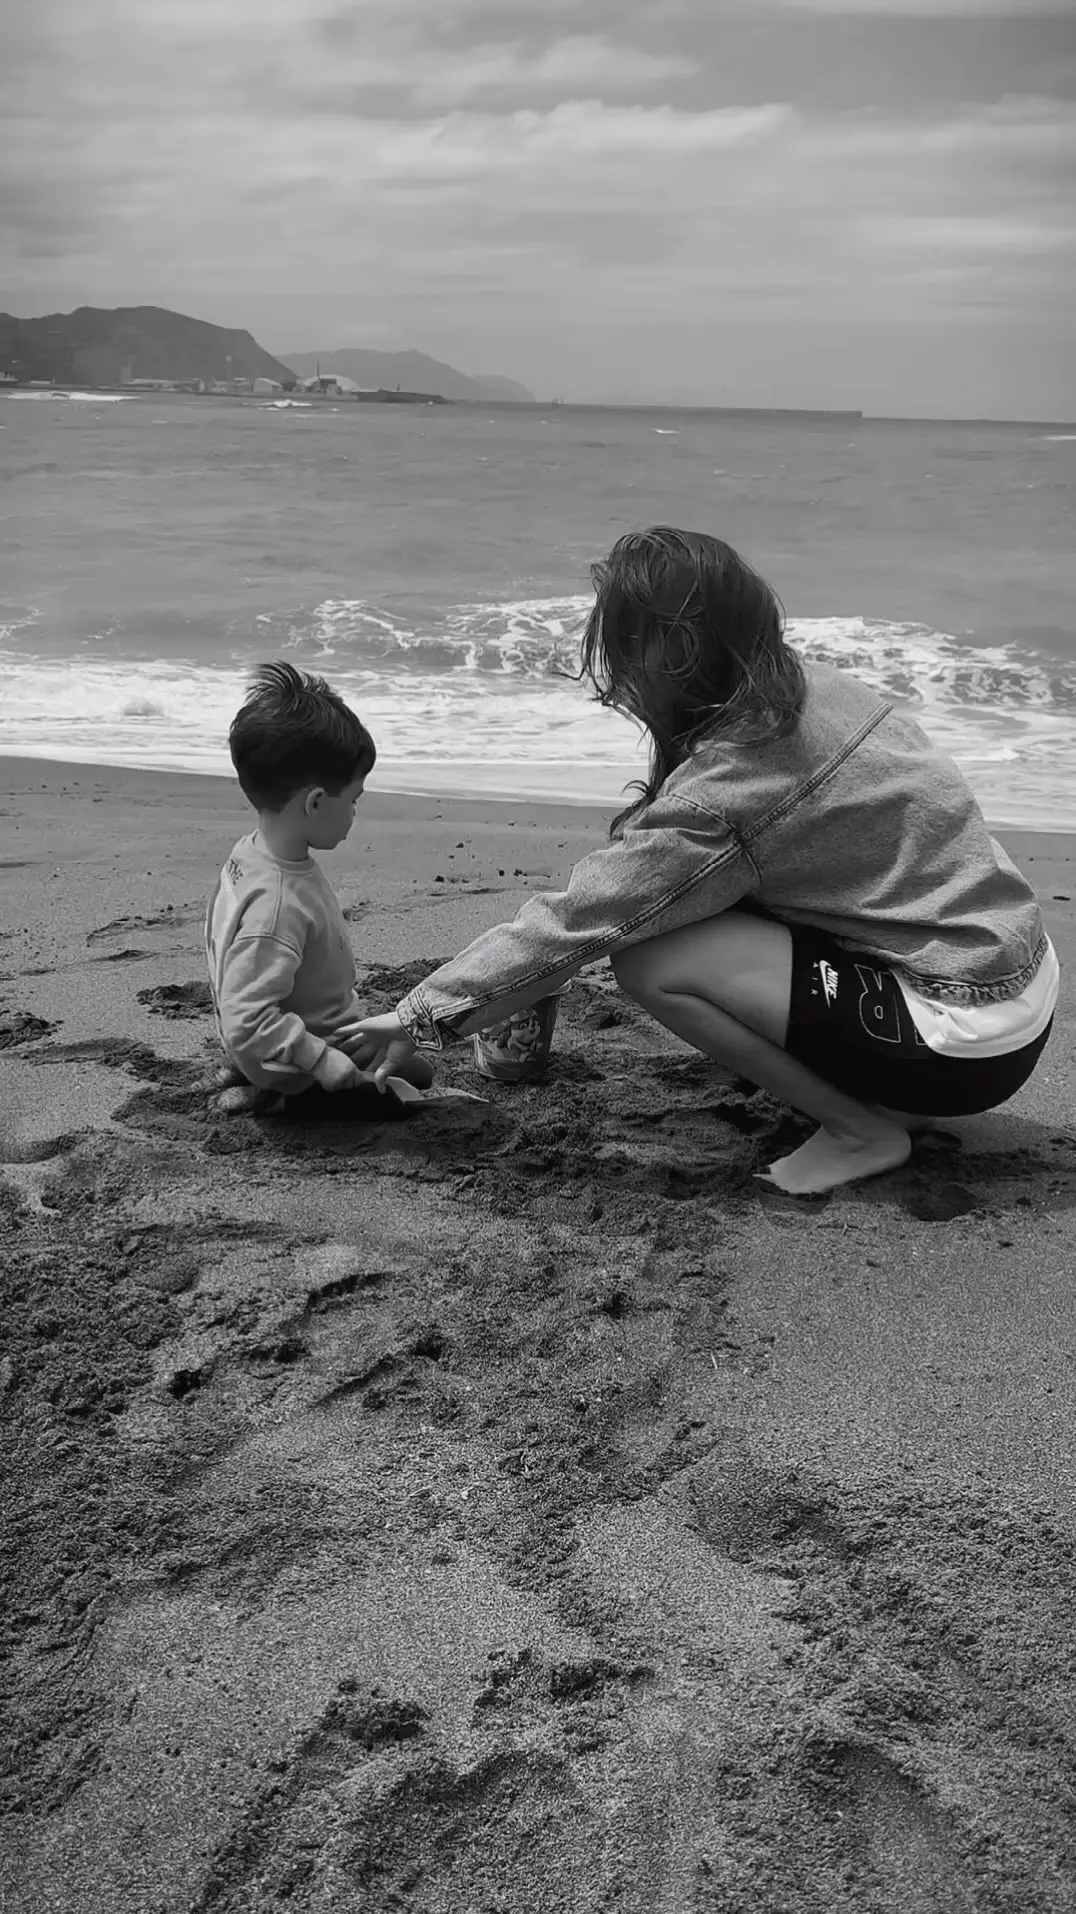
667, 661, 1044, 1001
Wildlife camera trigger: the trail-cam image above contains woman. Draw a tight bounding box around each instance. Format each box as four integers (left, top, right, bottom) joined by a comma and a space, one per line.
342, 528, 1057, 1195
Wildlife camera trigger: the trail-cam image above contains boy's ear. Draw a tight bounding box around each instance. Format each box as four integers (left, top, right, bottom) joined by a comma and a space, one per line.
303, 787, 326, 816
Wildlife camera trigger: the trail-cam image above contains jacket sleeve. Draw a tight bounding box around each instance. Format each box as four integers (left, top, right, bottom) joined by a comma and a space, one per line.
396, 789, 757, 1048
216, 934, 330, 1085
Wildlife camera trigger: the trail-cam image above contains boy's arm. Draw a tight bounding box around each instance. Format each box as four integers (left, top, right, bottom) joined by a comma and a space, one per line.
217, 934, 335, 1085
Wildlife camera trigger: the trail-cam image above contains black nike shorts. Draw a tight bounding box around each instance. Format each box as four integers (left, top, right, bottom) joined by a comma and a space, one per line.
785, 925, 1053, 1118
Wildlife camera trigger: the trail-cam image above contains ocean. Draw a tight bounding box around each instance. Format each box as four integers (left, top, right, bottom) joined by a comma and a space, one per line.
2, 390, 1075, 826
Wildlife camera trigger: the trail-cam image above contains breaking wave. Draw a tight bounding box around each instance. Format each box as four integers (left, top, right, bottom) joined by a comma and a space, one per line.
2, 596, 1075, 824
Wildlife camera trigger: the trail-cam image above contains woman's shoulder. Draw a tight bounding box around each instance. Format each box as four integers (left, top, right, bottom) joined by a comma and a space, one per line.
658, 665, 891, 822
689, 665, 887, 770
799, 659, 888, 714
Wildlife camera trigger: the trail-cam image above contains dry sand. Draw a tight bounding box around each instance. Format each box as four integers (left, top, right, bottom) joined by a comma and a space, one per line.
2, 756, 1076, 1914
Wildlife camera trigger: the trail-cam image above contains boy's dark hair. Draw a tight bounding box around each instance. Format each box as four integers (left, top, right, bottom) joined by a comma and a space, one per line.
229, 662, 376, 810
578, 527, 805, 836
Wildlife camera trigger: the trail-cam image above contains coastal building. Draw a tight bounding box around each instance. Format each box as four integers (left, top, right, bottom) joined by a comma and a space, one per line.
300, 372, 367, 397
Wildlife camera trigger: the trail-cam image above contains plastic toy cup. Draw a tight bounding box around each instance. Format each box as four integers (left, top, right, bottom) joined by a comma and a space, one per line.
472, 994, 561, 1083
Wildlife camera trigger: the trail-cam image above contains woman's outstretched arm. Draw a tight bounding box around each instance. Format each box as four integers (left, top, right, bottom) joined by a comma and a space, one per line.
393, 790, 758, 1049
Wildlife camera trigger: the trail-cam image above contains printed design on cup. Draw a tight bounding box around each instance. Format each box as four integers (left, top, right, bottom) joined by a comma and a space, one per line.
473, 995, 561, 1082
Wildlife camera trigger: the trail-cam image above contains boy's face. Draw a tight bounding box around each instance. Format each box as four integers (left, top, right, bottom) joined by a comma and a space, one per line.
303, 775, 365, 850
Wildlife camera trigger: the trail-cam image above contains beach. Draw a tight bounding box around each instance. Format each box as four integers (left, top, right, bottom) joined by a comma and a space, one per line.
2, 756, 1076, 1912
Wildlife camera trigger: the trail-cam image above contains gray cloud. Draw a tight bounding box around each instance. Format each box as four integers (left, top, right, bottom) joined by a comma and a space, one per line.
3, 0, 1074, 414
753, 0, 1072, 12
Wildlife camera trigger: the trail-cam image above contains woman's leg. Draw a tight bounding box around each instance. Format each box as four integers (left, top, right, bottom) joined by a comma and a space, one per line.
611, 910, 912, 1195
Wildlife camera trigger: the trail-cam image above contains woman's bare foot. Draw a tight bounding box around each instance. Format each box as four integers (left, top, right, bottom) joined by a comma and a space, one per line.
759, 1116, 912, 1195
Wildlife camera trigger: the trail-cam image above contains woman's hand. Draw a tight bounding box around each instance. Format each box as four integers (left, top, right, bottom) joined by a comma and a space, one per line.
334, 1012, 418, 1090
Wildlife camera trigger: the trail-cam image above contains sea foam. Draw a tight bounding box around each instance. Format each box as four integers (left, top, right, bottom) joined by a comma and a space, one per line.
2, 598, 1074, 826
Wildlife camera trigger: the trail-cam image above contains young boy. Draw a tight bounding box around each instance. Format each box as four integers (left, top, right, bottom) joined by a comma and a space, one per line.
205, 661, 434, 1113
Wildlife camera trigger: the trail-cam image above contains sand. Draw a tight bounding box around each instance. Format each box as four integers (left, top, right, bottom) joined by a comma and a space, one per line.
2, 756, 1076, 1914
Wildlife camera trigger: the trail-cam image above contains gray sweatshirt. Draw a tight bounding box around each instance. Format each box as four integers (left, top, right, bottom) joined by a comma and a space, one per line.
205, 833, 357, 1089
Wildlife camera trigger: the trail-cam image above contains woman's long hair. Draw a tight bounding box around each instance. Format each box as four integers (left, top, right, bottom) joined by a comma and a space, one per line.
578, 527, 805, 835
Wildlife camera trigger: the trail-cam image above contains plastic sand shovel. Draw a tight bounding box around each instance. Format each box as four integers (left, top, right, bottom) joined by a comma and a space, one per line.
383, 1077, 488, 1106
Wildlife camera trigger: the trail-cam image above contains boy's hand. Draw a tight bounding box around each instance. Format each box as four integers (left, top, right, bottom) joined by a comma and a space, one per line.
312, 1047, 364, 1094
334, 1013, 417, 1090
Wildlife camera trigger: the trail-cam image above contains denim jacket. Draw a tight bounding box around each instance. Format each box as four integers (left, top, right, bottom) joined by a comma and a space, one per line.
396, 663, 1047, 1049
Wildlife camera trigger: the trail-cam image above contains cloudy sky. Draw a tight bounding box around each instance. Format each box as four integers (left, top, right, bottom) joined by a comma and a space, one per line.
3, 0, 1075, 416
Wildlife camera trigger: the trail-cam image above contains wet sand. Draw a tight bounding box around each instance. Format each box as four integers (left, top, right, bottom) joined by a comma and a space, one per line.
2, 756, 1076, 1914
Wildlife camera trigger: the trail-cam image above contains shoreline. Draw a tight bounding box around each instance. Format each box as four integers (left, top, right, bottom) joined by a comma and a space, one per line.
5, 386, 1076, 427
3, 758, 1076, 1912
4, 751, 1075, 838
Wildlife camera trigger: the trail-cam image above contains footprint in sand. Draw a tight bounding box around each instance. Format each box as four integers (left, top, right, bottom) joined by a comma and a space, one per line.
39, 1037, 201, 1087
86, 905, 194, 946
900, 1180, 982, 1223
0, 1010, 60, 1049
137, 981, 214, 1019
0, 1131, 81, 1165
800, 1734, 976, 1914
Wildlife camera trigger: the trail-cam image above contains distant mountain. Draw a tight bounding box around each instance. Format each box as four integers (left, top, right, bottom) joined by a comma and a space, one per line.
0, 306, 294, 386
283, 348, 534, 404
